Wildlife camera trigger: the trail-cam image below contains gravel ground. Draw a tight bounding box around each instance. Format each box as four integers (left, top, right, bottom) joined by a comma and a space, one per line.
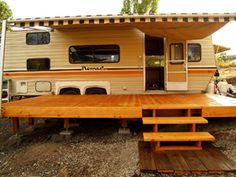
0, 118, 236, 177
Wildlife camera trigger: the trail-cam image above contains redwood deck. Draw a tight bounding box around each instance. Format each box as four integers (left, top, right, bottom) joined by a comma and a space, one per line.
2, 94, 236, 118
139, 141, 236, 174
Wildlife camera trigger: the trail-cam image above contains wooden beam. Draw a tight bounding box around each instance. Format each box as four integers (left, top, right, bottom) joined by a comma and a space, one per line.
12, 117, 19, 134
155, 141, 161, 151
189, 124, 196, 132
28, 118, 34, 126
64, 118, 70, 129
120, 119, 128, 128
155, 145, 202, 151
152, 110, 158, 132
142, 117, 208, 124
3, 106, 142, 118
143, 132, 215, 142
203, 106, 236, 117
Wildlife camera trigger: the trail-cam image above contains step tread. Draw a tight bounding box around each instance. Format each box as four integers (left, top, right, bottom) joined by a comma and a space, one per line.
142, 117, 208, 124
155, 146, 202, 151
143, 132, 215, 142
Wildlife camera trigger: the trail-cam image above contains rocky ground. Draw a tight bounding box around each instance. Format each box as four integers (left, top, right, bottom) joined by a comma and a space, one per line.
0, 117, 236, 177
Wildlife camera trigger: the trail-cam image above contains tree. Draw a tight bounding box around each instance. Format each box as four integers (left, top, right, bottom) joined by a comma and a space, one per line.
121, 0, 159, 15
0, 0, 12, 32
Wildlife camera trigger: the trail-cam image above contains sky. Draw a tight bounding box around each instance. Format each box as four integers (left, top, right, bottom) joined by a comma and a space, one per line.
3, 0, 236, 55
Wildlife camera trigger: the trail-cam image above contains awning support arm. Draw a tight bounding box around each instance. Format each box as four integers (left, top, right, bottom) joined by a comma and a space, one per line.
0, 20, 7, 116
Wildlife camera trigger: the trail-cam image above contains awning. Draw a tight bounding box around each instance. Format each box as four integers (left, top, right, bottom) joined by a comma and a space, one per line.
213, 44, 231, 54
9, 13, 236, 40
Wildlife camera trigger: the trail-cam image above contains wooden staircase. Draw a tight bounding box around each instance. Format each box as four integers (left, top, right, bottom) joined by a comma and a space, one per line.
142, 108, 215, 151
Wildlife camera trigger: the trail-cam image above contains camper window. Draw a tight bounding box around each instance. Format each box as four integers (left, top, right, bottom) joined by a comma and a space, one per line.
170, 43, 184, 64
27, 58, 50, 71
26, 32, 50, 45
188, 43, 201, 62
69, 45, 120, 64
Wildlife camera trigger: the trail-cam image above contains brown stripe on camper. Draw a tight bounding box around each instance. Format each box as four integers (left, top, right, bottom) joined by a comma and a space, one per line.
9, 13, 236, 28
188, 69, 216, 74
4, 69, 143, 77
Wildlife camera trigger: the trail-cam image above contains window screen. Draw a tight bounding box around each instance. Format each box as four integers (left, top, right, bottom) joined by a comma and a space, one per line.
69, 45, 120, 64
27, 58, 50, 71
26, 32, 50, 45
170, 43, 184, 64
188, 43, 201, 62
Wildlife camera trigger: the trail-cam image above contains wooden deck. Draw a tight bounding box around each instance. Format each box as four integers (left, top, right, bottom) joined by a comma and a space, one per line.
2, 94, 236, 118
139, 141, 236, 174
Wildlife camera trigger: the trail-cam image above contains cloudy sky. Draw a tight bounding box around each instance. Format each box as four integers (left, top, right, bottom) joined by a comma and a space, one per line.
3, 0, 236, 54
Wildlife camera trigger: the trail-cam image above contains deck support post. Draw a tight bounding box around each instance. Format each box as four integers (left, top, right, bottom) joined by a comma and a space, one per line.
60, 118, 73, 136
153, 110, 158, 132
64, 118, 70, 130
118, 119, 130, 134
189, 124, 196, 132
196, 141, 202, 148
28, 118, 34, 126
155, 141, 161, 151
186, 109, 197, 132
12, 117, 20, 134
120, 119, 128, 128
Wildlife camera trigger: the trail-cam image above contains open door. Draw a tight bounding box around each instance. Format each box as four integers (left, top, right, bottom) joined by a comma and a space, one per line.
166, 40, 188, 91
145, 36, 165, 90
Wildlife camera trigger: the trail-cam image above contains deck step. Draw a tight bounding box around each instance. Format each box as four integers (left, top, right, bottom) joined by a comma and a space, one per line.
142, 117, 208, 124
143, 132, 215, 142
154, 145, 203, 151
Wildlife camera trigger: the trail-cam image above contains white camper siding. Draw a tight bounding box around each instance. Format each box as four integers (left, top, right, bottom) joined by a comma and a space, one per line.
4, 27, 144, 71
188, 73, 212, 91
187, 36, 216, 91
187, 36, 215, 67
4, 27, 145, 95
8, 72, 143, 95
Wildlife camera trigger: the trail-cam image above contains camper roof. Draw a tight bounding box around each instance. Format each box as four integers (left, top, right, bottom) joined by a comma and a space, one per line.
9, 13, 236, 40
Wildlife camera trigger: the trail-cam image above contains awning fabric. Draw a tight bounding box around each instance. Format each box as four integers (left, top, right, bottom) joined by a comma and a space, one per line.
213, 44, 231, 54
9, 13, 236, 40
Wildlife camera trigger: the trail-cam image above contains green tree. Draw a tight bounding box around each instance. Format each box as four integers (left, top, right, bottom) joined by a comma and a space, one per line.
121, 0, 159, 15
121, 0, 132, 14
0, 0, 12, 32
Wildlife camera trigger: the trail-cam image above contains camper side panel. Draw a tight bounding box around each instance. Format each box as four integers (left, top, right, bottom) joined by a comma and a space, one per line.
187, 36, 216, 91
4, 28, 145, 95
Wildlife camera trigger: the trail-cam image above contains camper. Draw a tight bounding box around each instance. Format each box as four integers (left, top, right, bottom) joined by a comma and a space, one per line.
2, 13, 236, 151
2, 13, 230, 99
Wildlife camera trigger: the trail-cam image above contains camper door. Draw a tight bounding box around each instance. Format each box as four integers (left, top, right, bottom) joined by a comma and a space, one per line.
166, 40, 187, 91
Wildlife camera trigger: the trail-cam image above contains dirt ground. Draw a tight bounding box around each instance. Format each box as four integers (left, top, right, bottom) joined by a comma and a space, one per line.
0, 117, 236, 177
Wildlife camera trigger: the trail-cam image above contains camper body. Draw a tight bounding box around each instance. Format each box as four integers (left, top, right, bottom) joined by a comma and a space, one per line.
2, 14, 222, 98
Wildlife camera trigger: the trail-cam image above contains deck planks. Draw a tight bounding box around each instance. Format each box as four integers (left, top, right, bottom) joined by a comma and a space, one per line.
2, 94, 236, 118
139, 141, 236, 174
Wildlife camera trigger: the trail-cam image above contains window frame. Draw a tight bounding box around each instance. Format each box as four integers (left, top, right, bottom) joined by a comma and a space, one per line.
169, 43, 184, 64
26, 58, 51, 71
26, 32, 50, 45
69, 44, 120, 64
188, 43, 202, 62
35, 81, 52, 92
